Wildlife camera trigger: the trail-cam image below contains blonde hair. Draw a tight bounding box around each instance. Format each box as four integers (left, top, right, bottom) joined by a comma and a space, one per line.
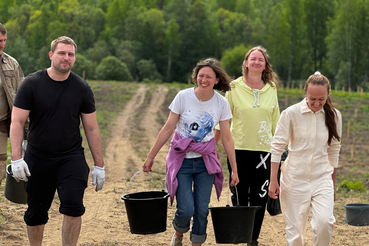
51, 36, 77, 53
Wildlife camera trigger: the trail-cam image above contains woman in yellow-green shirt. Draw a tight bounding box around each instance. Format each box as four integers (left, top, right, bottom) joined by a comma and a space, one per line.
216, 46, 280, 246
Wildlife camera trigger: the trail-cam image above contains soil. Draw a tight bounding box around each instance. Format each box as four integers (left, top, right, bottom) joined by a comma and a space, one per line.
0, 84, 368, 246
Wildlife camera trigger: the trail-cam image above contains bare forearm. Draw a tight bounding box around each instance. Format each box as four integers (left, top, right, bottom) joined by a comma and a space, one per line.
222, 138, 237, 172
270, 162, 280, 184
147, 127, 173, 159
10, 122, 25, 160
85, 129, 104, 167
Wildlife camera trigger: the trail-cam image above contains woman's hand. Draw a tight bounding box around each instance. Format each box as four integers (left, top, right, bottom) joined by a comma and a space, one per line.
142, 157, 154, 172
268, 179, 280, 199
230, 171, 239, 186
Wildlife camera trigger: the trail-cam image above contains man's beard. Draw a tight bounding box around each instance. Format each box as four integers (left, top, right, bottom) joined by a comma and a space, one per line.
54, 62, 73, 73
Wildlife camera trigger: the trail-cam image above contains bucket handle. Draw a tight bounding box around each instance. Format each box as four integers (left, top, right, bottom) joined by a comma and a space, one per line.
346, 208, 367, 225
227, 185, 240, 206
125, 170, 166, 194
6, 164, 14, 177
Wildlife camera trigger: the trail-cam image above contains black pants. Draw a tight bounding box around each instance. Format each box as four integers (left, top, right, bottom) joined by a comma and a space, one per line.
24, 149, 90, 226
227, 149, 271, 241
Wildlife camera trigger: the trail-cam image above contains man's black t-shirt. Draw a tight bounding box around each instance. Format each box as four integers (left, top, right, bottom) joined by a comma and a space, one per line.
14, 69, 96, 157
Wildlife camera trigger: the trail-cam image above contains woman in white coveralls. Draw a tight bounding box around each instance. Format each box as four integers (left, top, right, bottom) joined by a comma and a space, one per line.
268, 72, 342, 246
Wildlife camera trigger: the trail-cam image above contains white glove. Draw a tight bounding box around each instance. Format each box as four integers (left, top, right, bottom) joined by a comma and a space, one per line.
22, 140, 28, 158
11, 158, 31, 182
92, 166, 105, 191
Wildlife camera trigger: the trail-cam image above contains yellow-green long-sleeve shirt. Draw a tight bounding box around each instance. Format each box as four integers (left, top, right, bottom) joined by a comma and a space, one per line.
226, 77, 280, 152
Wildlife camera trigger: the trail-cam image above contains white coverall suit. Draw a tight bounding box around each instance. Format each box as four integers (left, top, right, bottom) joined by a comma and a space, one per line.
271, 99, 342, 246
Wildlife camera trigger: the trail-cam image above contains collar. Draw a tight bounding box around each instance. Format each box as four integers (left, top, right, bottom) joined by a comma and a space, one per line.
235, 76, 272, 93
300, 98, 325, 114
0, 53, 7, 64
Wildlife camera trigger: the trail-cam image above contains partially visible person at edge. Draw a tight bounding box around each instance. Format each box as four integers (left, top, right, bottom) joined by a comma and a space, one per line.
0, 23, 27, 185
215, 45, 280, 246
269, 72, 342, 246
9, 36, 105, 246
142, 58, 239, 246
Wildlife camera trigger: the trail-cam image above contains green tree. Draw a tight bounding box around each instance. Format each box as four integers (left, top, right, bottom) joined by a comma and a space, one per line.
0, 0, 16, 21
178, 1, 217, 82
326, 0, 369, 90
220, 44, 250, 78
84, 40, 111, 66
215, 8, 250, 51
73, 54, 94, 79
304, 0, 334, 72
165, 18, 181, 82
106, 0, 138, 40
136, 59, 163, 82
267, 2, 290, 84
95, 56, 133, 81
285, 0, 308, 86
4, 36, 35, 75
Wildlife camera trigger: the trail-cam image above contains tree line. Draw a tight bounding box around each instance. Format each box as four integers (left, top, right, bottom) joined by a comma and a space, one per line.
1, 0, 368, 90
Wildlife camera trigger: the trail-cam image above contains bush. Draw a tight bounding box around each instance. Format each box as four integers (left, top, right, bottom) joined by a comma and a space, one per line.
136, 59, 162, 82
220, 44, 251, 78
338, 180, 367, 193
95, 56, 133, 81
73, 54, 94, 79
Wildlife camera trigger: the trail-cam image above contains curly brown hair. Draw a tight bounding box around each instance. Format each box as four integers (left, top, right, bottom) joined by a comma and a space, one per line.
191, 58, 233, 93
242, 45, 279, 87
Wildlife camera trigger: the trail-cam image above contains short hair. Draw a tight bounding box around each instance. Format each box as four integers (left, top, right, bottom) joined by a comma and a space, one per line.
50, 36, 77, 53
191, 58, 232, 93
0, 23, 7, 35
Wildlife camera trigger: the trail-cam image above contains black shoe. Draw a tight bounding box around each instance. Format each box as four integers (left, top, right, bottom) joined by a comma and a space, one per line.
247, 241, 258, 246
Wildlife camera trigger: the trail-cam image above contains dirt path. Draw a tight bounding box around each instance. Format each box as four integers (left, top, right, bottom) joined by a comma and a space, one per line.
0, 85, 367, 246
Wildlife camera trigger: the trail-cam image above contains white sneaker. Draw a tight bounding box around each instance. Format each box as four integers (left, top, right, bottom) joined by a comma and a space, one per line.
170, 233, 183, 246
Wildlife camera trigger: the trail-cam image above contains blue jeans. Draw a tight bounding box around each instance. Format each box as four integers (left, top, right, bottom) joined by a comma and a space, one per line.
173, 157, 215, 244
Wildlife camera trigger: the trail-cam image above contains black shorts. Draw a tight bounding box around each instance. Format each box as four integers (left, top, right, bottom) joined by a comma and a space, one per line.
23, 150, 90, 226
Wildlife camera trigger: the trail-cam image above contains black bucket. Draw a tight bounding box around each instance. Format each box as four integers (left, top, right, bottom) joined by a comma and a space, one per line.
345, 203, 369, 226
121, 190, 169, 234
4, 165, 27, 204
209, 205, 260, 244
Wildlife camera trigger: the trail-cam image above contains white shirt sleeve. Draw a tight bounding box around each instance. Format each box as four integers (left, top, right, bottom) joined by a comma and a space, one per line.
271, 109, 291, 163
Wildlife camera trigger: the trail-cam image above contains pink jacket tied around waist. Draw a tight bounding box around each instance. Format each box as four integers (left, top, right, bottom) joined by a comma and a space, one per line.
166, 131, 224, 205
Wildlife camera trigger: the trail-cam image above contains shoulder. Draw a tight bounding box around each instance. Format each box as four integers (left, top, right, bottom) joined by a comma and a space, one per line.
24, 70, 44, 82
263, 82, 277, 92
177, 87, 193, 97
333, 107, 342, 119
282, 102, 300, 115
214, 90, 227, 101
229, 77, 243, 89
70, 72, 91, 88
2, 52, 20, 67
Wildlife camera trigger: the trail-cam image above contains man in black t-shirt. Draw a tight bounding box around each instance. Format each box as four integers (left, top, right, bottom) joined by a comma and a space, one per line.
9, 36, 105, 246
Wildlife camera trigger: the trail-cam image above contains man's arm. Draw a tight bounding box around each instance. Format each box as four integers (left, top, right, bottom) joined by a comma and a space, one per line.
10, 106, 29, 160
81, 112, 104, 168
10, 106, 31, 181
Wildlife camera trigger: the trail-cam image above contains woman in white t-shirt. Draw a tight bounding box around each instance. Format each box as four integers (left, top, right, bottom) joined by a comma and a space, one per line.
269, 72, 342, 246
143, 58, 239, 246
